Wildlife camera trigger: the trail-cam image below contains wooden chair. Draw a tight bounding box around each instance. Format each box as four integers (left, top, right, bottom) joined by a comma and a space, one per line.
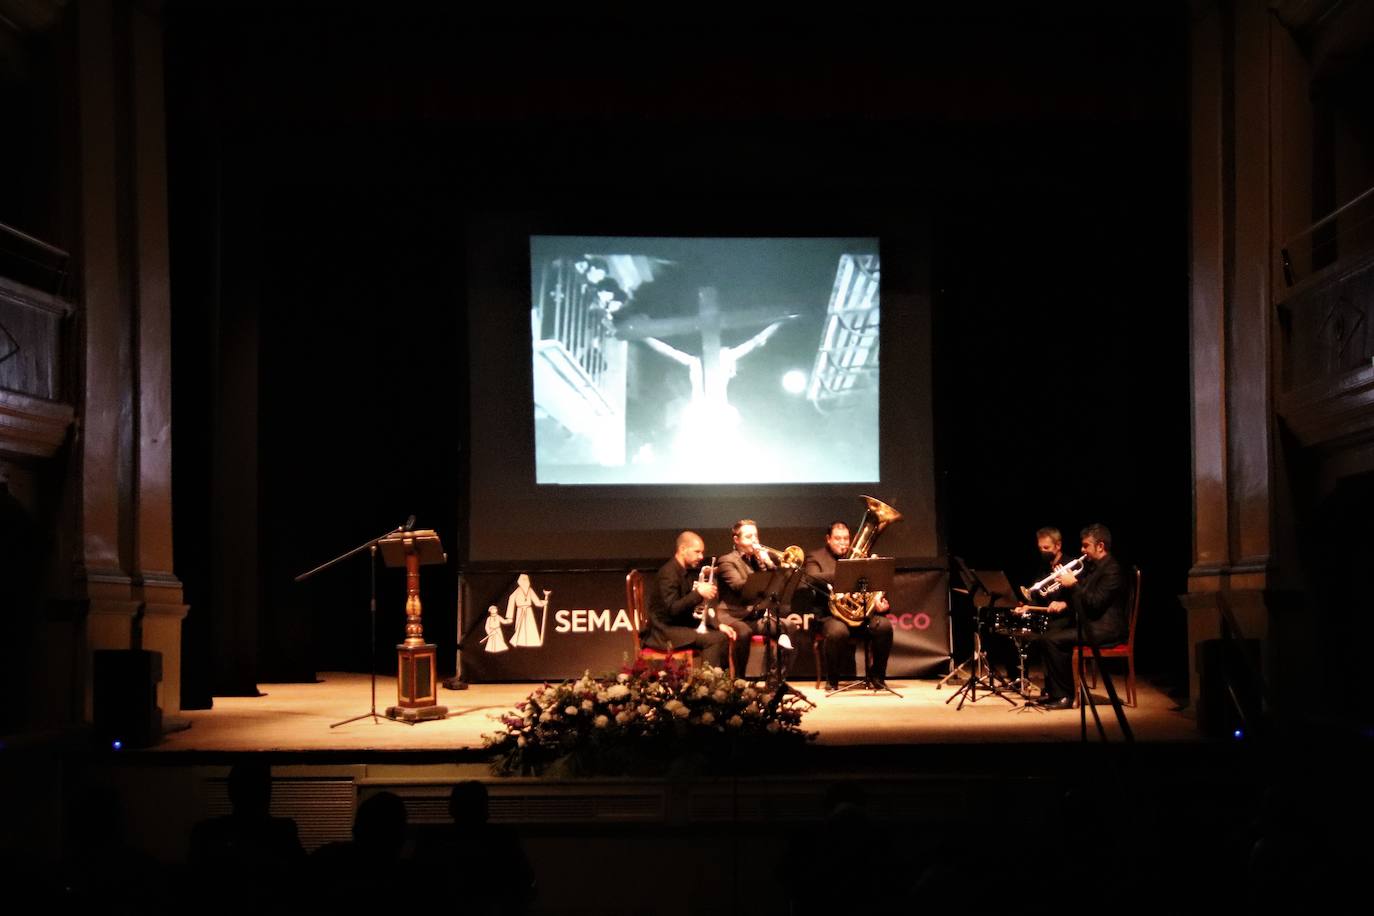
626, 569, 695, 670
1073, 566, 1141, 707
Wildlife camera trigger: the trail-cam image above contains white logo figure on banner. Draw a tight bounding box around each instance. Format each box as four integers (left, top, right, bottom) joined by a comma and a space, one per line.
481, 605, 510, 653
507, 573, 551, 648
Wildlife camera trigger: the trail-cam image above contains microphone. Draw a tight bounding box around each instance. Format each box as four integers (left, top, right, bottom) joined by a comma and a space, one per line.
403, 514, 416, 531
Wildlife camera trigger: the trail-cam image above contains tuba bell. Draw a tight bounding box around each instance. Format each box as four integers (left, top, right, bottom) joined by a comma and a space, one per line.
830, 495, 903, 627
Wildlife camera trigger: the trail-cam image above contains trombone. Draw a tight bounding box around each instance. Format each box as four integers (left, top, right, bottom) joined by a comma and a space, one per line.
756, 543, 804, 569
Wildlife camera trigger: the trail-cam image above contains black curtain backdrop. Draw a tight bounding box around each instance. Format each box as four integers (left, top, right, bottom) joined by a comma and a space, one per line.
166, 9, 1189, 702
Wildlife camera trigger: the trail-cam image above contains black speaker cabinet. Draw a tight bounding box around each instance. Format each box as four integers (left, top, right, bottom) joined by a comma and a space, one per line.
93, 649, 162, 748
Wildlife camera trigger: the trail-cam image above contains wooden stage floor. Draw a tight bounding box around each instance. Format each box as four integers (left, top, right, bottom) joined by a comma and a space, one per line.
155, 671, 1198, 753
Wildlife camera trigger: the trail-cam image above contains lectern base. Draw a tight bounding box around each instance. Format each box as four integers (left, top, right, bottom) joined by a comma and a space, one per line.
385, 704, 448, 722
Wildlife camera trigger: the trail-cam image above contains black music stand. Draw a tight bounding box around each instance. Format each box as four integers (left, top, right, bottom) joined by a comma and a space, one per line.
978, 568, 1044, 709
940, 557, 1015, 709
294, 517, 415, 729
826, 556, 901, 697
742, 566, 815, 710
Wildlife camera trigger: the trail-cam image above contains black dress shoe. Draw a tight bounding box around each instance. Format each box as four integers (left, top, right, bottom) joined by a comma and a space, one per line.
1038, 696, 1075, 710
826, 681, 840, 692
869, 679, 887, 690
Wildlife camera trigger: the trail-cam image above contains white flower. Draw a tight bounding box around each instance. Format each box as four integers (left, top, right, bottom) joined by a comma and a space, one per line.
742, 689, 757, 701
711, 689, 728, 703
565, 705, 578, 716
700, 711, 716, 725
767, 721, 780, 734
637, 704, 651, 716
615, 710, 633, 724
744, 702, 760, 717
581, 699, 594, 711
594, 715, 610, 728
735, 679, 747, 689
617, 672, 630, 683
694, 686, 709, 699
608, 684, 630, 700
540, 711, 554, 723
597, 691, 609, 703
727, 715, 743, 728
517, 736, 526, 747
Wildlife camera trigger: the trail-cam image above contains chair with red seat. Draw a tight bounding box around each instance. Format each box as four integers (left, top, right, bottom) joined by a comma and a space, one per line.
625, 569, 695, 670
1073, 566, 1141, 707
629, 568, 703, 670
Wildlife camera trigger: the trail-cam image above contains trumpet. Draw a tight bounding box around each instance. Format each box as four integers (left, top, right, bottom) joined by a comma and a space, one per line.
756, 543, 804, 569
1020, 554, 1087, 601
694, 558, 717, 633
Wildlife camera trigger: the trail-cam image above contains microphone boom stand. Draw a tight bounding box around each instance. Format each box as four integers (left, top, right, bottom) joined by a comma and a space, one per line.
295, 517, 413, 729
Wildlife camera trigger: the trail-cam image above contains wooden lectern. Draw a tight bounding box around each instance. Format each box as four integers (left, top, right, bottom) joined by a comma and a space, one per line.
379, 529, 448, 722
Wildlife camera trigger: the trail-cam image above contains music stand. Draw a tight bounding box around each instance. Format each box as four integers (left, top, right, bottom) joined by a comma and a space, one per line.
827, 556, 901, 697
977, 568, 1043, 708
742, 566, 815, 710
294, 517, 415, 729
940, 557, 1015, 709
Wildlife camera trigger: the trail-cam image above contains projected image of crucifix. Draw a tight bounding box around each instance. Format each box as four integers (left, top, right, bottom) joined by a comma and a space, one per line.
617, 286, 799, 437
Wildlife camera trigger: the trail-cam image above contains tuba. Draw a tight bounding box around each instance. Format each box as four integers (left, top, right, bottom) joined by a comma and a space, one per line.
829, 495, 903, 627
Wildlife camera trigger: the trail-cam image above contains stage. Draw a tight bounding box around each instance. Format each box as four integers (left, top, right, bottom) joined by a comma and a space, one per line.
28, 669, 1302, 916
152, 671, 1197, 753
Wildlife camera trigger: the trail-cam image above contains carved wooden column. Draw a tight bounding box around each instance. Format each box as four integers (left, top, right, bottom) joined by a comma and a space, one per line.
1185, 2, 1311, 725
129, 4, 188, 721
64, 0, 185, 725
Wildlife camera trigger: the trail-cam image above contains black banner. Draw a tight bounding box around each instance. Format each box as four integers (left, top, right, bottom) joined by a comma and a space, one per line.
457, 566, 950, 682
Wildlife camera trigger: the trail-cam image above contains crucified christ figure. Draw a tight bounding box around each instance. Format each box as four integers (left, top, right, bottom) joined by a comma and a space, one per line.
622, 286, 797, 434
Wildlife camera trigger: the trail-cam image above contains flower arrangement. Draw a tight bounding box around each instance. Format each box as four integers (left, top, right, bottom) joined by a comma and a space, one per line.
483, 659, 815, 777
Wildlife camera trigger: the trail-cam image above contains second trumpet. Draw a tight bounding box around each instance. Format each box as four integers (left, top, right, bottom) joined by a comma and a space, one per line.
1020, 553, 1087, 601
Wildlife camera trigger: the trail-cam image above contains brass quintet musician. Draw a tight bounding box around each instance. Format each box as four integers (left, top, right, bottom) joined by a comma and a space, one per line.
805, 522, 894, 691
1023, 523, 1130, 709
644, 531, 731, 668
715, 519, 800, 678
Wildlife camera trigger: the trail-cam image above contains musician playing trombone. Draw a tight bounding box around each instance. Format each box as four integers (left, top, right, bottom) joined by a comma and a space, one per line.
644, 531, 731, 669
806, 521, 894, 691
715, 519, 800, 678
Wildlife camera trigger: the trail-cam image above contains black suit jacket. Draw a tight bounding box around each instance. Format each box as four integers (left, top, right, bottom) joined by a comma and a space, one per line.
1069, 553, 1129, 645
715, 549, 765, 618
647, 557, 704, 637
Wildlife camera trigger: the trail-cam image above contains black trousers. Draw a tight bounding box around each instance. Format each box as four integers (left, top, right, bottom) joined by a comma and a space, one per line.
718, 612, 799, 678
1034, 617, 1124, 699
820, 614, 893, 685
643, 625, 730, 669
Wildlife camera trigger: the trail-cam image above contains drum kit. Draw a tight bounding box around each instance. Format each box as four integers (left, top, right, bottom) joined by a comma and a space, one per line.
943, 562, 1057, 711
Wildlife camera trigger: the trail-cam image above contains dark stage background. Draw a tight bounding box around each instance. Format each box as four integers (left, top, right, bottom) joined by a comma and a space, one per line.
164, 6, 1189, 704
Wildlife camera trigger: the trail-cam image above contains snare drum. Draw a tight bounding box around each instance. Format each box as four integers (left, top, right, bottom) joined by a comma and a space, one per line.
990, 608, 1049, 639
